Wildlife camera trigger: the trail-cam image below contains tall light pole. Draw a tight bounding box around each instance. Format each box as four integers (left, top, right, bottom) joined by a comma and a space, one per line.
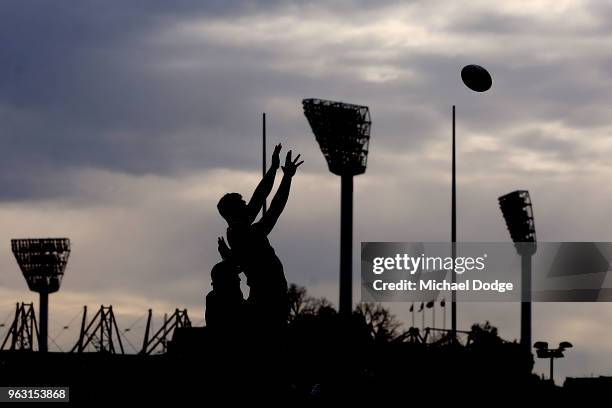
499, 190, 536, 350
262, 112, 267, 215
11, 238, 71, 352
302, 99, 371, 316
451, 104, 457, 336
534, 341, 573, 382
452, 64, 493, 336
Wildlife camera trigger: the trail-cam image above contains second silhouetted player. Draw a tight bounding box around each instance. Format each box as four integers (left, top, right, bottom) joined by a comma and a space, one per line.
217, 144, 303, 333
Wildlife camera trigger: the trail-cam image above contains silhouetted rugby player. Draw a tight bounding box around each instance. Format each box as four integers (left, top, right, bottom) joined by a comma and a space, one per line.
205, 237, 246, 333
217, 144, 303, 330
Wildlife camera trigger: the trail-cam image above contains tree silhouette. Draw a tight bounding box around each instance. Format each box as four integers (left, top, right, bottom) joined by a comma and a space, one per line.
468, 321, 503, 347
353, 303, 402, 343
287, 283, 333, 321
287, 285, 402, 343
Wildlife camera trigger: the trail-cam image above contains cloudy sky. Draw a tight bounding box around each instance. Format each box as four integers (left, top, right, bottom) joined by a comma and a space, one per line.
2, 0, 612, 382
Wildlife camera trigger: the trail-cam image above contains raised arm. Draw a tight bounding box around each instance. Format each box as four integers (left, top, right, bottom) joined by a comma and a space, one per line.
246, 143, 282, 223
257, 150, 303, 236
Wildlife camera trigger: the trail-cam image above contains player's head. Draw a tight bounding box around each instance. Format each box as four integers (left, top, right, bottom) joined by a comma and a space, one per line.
211, 261, 240, 290
217, 193, 247, 224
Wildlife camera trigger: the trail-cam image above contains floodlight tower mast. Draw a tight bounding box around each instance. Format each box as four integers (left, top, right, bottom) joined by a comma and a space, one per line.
11, 238, 71, 352
302, 99, 371, 316
499, 190, 536, 351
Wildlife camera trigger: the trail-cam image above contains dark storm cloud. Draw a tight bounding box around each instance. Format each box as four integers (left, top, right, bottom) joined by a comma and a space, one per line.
4, 0, 611, 201
0, 0, 300, 200
1, 1, 419, 200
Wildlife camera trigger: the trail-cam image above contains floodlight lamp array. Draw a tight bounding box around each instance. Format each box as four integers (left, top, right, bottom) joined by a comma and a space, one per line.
498, 190, 536, 244
302, 98, 371, 176
11, 238, 71, 294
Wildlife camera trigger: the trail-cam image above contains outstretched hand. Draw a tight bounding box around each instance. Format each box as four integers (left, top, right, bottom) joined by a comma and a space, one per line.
271, 143, 282, 170
217, 236, 231, 260
281, 150, 304, 177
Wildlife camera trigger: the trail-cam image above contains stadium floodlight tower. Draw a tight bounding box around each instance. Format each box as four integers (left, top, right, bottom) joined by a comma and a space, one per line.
498, 191, 536, 351
302, 98, 371, 316
11, 238, 71, 352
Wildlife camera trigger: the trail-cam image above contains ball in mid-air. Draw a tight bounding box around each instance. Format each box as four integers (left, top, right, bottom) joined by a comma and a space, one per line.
461, 64, 492, 92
